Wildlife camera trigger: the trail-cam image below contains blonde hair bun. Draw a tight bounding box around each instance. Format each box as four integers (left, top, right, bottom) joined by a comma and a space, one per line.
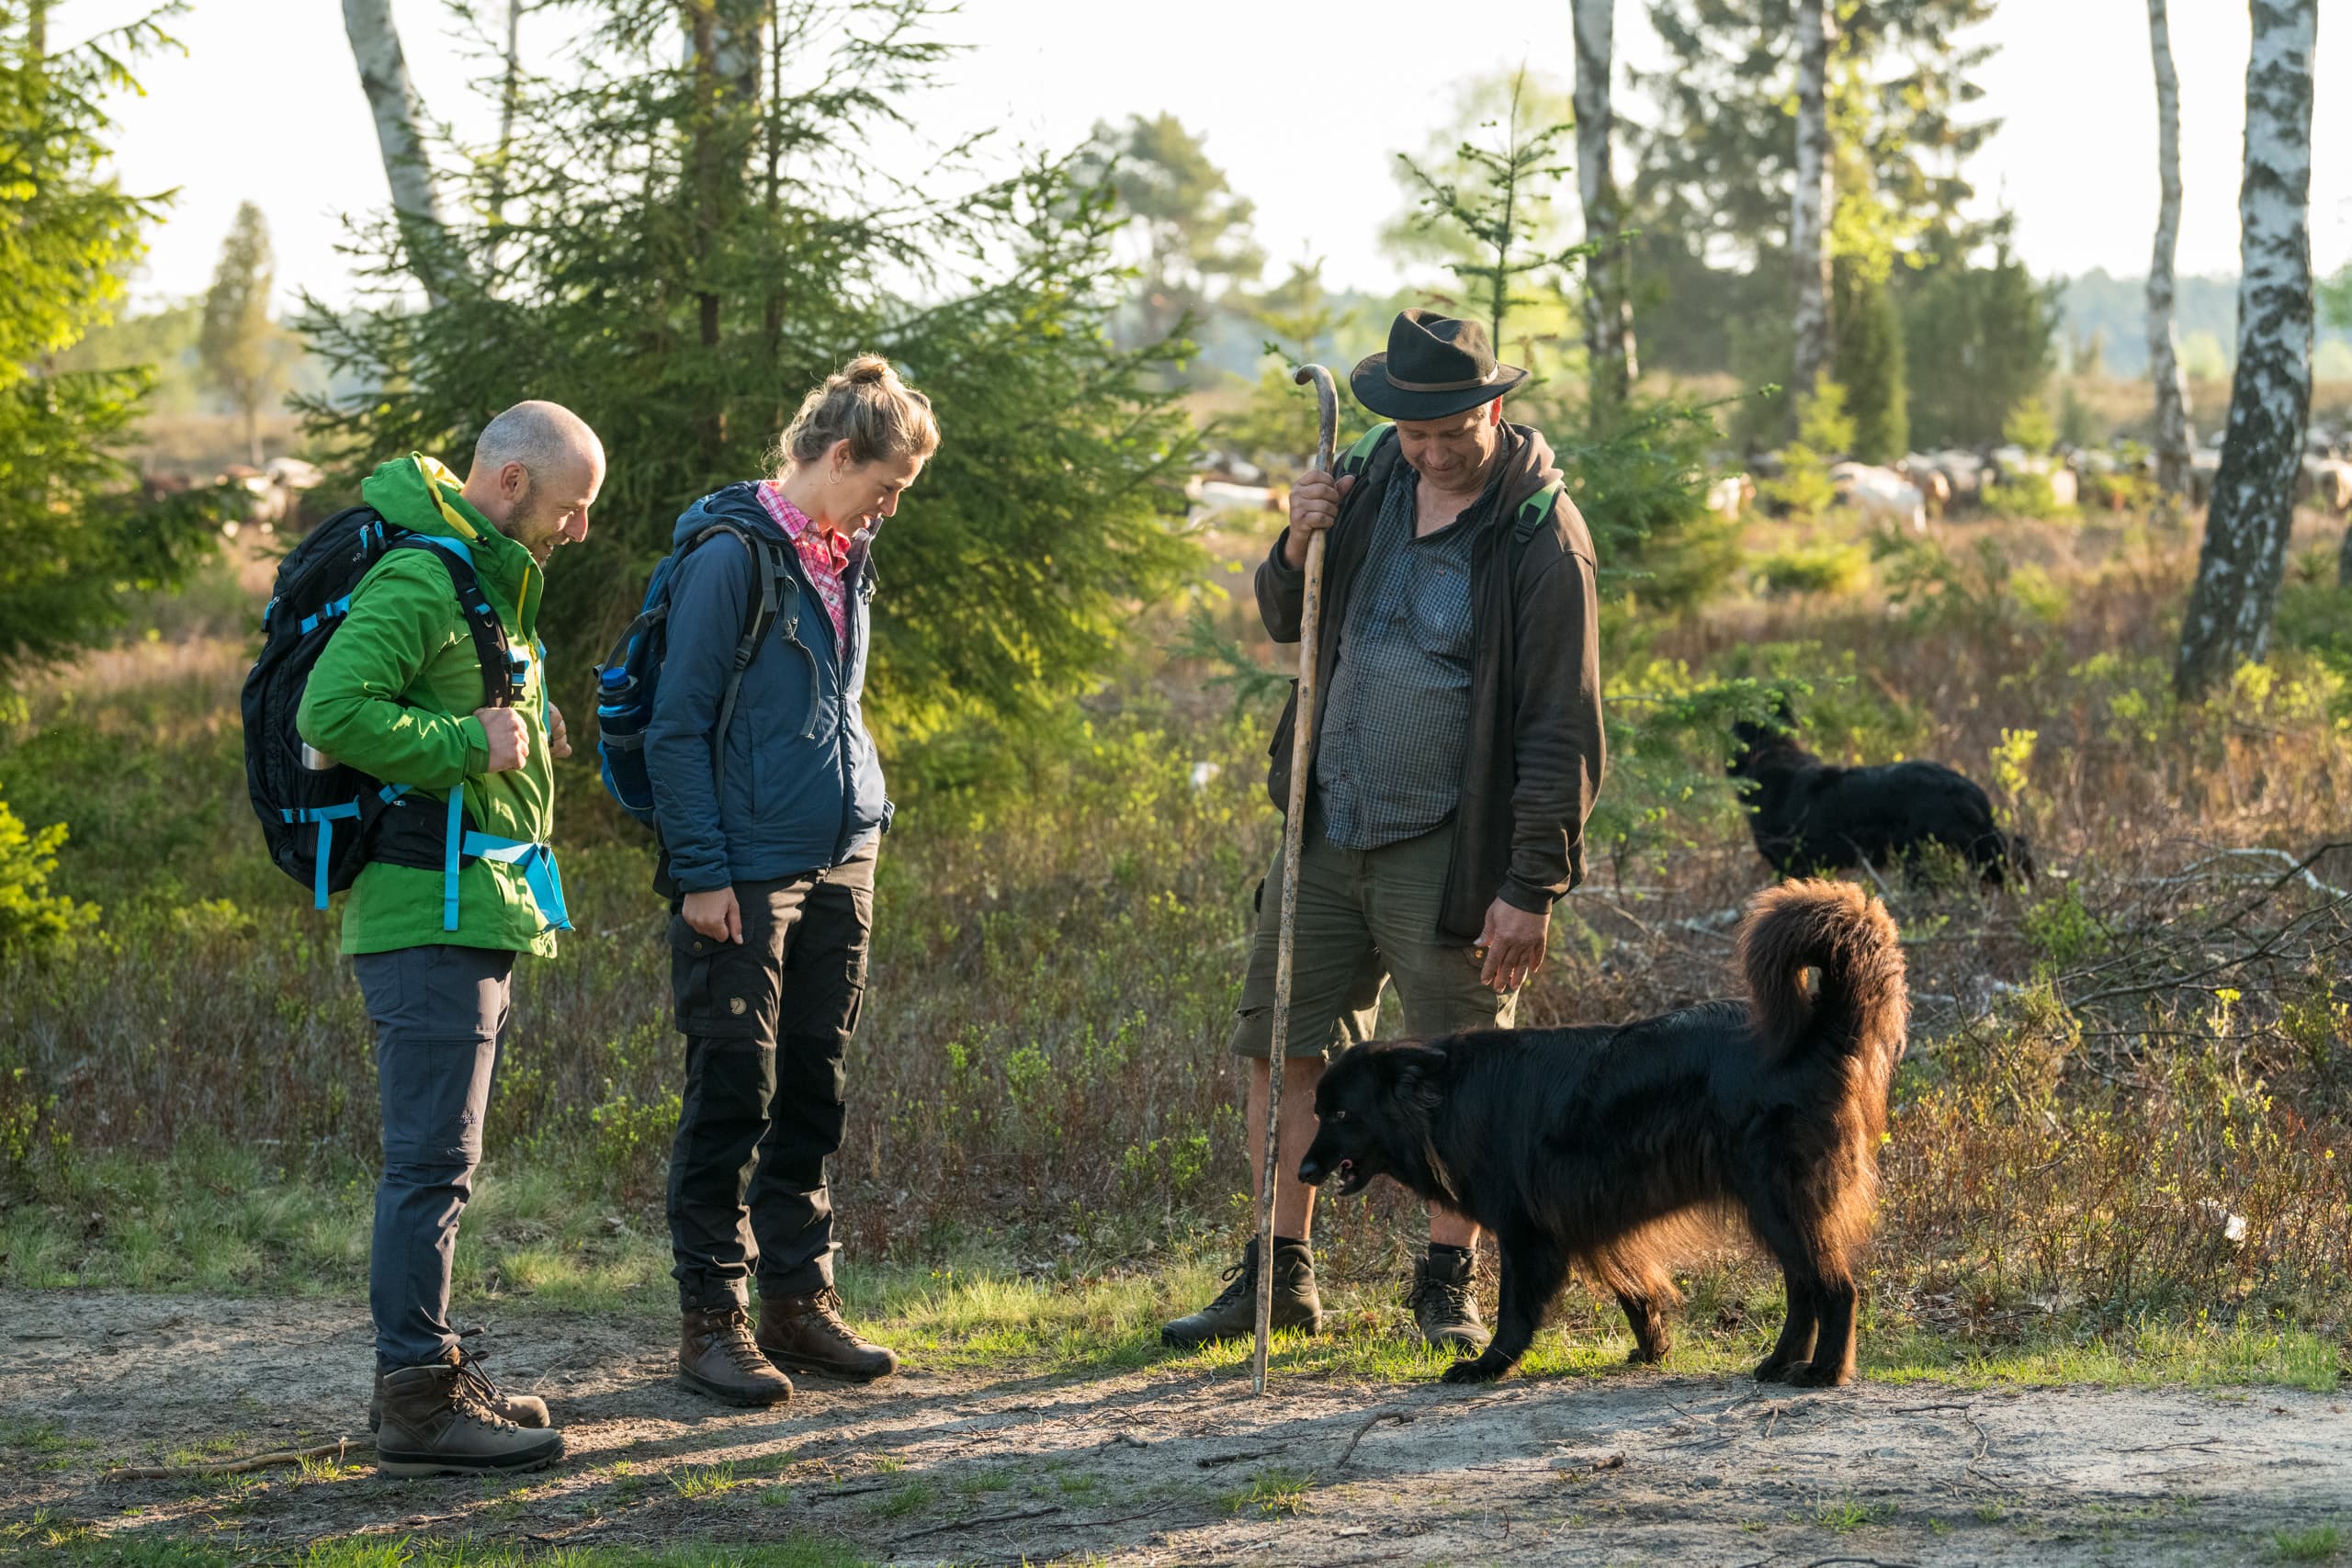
777, 355, 940, 471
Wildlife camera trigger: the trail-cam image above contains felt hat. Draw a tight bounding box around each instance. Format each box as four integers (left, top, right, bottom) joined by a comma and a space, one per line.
1349, 309, 1529, 420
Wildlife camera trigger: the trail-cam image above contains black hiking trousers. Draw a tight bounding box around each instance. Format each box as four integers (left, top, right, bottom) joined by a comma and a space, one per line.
665, 847, 875, 1311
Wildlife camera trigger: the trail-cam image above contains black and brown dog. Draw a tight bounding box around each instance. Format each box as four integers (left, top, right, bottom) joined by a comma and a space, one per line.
1298, 880, 1907, 1387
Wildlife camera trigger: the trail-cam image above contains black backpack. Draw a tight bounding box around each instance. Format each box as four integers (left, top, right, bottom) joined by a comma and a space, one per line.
241, 505, 515, 908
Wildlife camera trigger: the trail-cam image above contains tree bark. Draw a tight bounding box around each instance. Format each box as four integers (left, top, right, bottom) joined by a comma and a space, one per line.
1574, 0, 1636, 418
2146, 0, 2192, 494
1789, 0, 1836, 422
2175, 0, 2316, 699
342, 0, 453, 307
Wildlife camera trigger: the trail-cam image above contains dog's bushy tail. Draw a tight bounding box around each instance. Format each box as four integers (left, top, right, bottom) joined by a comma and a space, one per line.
1736, 879, 1908, 1068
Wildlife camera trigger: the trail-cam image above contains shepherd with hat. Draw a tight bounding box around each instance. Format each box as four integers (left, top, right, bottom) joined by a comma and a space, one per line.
1162, 310, 1606, 1357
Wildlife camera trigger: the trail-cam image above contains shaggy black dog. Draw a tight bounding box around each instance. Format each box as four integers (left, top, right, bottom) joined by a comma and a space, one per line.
1299, 880, 1908, 1387
1729, 709, 2032, 886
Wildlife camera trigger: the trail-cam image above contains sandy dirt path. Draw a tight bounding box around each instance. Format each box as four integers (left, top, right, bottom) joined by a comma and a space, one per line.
3, 1289, 2347, 1564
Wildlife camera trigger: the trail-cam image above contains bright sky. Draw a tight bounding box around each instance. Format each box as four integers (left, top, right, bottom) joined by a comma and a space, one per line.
70, 0, 2352, 312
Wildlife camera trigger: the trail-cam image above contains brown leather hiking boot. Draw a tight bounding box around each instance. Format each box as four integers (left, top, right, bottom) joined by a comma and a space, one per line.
679, 1304, 795, 1406
1159, 1237, 1322, 1349
375, 1358, 564, 1477
757, 1287, 899, 1382
369, 1330, 548, 1434
1408, 1248, 1490, 1356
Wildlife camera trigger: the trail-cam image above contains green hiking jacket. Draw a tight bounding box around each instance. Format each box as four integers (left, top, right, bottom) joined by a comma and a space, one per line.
296, 455, 560, 957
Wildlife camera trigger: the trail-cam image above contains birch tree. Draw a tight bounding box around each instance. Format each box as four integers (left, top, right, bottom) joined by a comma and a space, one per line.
2145, 0, 2192, 495
1789, 0, 1836, 420
2174, 0, 2316, 700
1573, 0, 1635, 414
341, 0, 454, 305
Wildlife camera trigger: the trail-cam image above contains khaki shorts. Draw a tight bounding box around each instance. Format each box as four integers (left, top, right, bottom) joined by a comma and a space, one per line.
1229, 807, 1518, 1060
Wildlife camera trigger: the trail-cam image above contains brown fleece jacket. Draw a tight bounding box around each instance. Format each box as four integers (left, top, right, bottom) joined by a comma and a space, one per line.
1256, 423, 1606, 942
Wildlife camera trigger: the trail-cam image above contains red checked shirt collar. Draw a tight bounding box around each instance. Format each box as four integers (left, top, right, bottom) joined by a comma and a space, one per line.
755, 480, 853, 652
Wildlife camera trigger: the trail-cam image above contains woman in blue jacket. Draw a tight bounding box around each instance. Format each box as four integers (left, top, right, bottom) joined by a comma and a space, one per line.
644, 356, 937, 1407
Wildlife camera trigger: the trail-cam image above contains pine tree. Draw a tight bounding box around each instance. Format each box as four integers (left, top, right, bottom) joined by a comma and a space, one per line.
300, 0, 1200, 746
1834, 259, 1907, 464
198, 202, 288, 467
0, 5, 217, 678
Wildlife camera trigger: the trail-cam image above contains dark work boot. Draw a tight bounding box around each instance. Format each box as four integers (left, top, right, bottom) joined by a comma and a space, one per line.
757, 1288, 899, 1383
1160, 1237, 1322, 1349
679, 1304, 795, 1406
375, 1359, 564, 1477
369, 1330, 548, 1434
1408, 1246, 1490, 1356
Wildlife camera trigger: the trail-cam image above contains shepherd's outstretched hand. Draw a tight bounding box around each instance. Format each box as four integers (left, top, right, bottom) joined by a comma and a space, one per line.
1475, 898, 1549, 995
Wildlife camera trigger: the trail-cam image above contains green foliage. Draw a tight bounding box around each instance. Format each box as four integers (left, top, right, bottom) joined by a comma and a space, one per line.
1391, 66, 1587, 355
1835, 260, 1909, 463
0, 792, 94, 955
1632, 0, 2000, 274
1902, 244, 2059, 447
196, 201, 292, 465
0, 7, 222, 678
1552, 395, 1743, 614
1757, 544, 1867, 598
1760, 375, 1854, 518
2003, 396, 2056, 455
1079, 111, 1264, 348
298, 0, 1200, 747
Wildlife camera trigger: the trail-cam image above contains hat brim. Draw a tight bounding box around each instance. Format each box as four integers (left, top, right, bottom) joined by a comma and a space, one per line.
1349, 354, 1529, 421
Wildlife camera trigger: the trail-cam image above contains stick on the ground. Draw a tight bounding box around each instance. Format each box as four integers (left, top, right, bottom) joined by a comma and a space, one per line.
107, 1438, 366, 1481
1255, 362, 1339, 1399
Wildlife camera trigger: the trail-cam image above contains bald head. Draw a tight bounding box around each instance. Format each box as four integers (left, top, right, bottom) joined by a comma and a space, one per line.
462, 400, 605, 563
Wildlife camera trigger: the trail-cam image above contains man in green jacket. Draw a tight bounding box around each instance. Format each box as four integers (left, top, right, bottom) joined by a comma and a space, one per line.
298, 401, 604, 1477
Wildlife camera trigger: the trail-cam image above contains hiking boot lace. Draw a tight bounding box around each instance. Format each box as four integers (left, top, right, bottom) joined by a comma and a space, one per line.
706, 1306, 773, 1373
1205, 1256, 1255, 1312
450, 1347, 520, 1431
805, 1289, 874, 1347
1408, 1267, 1476, 1321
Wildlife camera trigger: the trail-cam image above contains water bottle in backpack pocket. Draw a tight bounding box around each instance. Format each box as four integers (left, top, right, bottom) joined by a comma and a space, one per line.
594, 519, 811, 826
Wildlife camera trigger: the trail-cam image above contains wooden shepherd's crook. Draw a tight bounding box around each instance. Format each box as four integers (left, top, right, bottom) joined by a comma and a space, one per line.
1254, 363, 1339, 1396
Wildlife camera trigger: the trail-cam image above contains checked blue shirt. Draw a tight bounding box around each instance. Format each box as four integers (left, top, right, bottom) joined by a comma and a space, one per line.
1315, 457, 1505, 851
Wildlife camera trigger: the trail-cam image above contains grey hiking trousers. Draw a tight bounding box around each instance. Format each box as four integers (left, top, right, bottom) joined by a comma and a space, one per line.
355, 942, 513, 1374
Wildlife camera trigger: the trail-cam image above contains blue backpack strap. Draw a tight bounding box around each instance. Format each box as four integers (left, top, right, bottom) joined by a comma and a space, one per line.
459, 831, 571, 932
443, 784, 466, 932
393, 535, 517, 709
281, 799, 365, 909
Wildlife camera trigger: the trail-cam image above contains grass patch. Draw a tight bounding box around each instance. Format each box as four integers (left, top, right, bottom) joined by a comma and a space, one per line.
1222, 1465, 1314, 1518
2277, 1526, 2344, 1562
863, 1477, 938, 1519
1815, 1497, 1895, 1532
667, 1462, 737, 1499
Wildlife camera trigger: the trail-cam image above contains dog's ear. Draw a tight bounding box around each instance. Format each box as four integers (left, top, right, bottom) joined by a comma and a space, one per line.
1380, 1043, 1449, 1111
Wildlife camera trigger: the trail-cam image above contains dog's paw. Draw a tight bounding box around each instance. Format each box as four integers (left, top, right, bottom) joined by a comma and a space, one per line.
1752, 1357, 1794, 1383
1785, 1360, 1856, 1388
1440, 1355, 1511, 1386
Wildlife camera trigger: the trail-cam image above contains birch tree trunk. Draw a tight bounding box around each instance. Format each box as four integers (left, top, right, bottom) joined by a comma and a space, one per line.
342, 0, 453, 306
1573, 0, 1636, 416
2175, 0, 2316, 700
1789, 0, 1835, 422
2146, 0, 2192, 494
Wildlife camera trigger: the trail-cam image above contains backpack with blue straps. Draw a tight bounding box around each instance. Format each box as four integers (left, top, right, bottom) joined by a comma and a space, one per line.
594, 518, 807, 827
241, 505, 520, 911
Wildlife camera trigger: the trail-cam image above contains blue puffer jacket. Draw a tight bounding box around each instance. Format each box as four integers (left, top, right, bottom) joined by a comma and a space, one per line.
643, 482, 889, 893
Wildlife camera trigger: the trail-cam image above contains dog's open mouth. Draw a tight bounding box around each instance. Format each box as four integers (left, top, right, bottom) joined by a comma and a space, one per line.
1332, 1157, 1369, 1197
